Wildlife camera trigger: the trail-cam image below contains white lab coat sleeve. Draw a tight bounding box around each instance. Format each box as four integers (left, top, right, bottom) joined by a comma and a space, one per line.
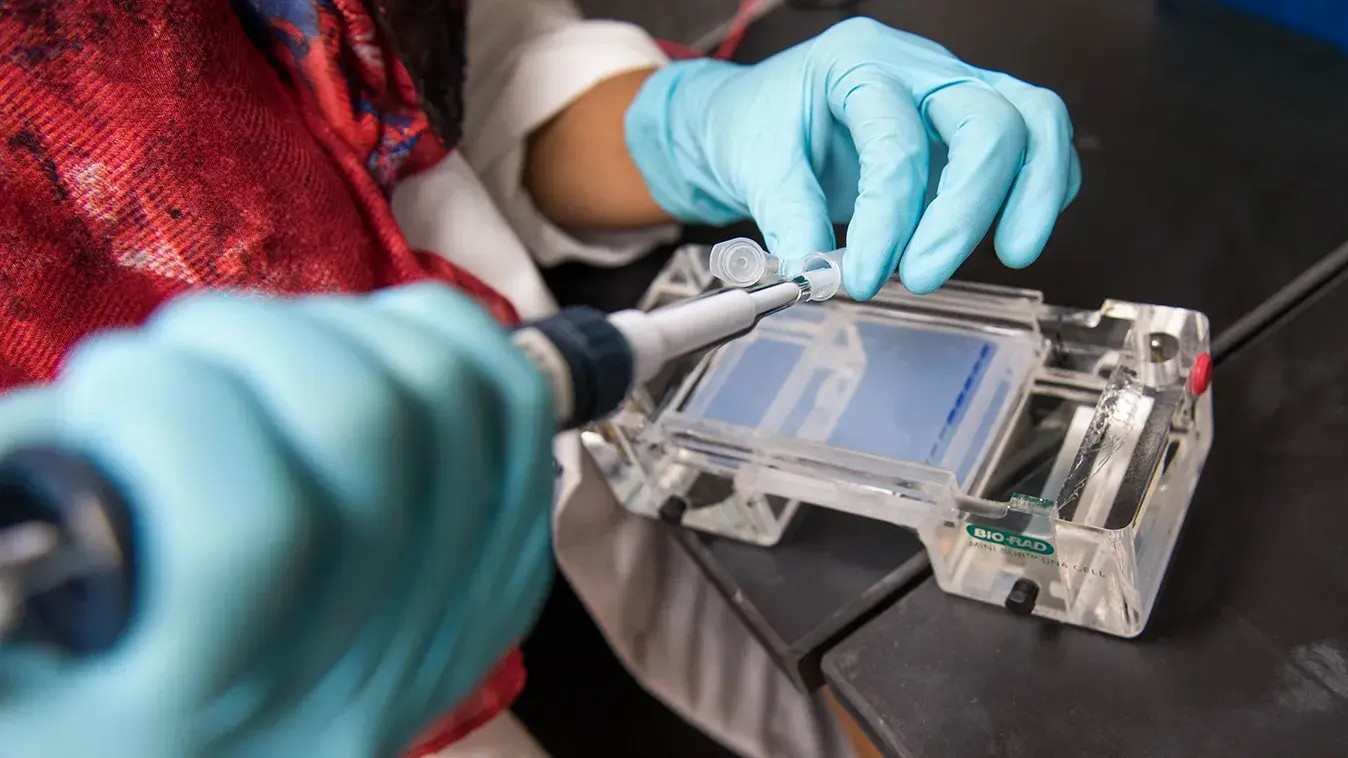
460, 0, 680, 269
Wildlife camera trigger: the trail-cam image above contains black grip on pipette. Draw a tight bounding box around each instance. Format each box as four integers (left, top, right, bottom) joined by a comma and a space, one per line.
518, 306, 634, 429
0, 447, 136, 655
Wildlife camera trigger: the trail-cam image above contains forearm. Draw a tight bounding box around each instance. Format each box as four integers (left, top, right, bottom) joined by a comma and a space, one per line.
524, 67, 673, 229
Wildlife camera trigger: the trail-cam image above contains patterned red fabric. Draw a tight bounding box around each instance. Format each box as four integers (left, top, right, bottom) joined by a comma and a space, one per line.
0, 0, 518, 387
1, 0, 524, 750
232, 0, 456, 191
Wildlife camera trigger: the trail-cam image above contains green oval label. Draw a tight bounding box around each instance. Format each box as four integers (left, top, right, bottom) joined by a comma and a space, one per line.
966, 524, 1055, 555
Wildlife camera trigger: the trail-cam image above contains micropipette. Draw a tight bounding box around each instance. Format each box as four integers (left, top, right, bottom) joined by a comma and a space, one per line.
0, 270, 829, 654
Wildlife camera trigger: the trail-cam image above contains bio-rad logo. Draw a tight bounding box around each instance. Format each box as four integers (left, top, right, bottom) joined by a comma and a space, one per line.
966, 525, 1055, 555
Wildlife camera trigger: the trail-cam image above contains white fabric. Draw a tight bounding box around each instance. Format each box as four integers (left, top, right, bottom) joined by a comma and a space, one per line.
393, 153, 559, 322
437, 712, 549, 758
459, 0, 681, 269
393, 3, 854, 757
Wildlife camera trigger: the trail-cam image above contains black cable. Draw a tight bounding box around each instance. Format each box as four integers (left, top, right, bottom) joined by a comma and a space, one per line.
1210, 238, 1348, 365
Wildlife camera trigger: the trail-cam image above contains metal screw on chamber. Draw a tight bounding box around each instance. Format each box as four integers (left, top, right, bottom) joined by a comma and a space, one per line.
1147, 332, 1180, 362
1141, 330, 1182, 386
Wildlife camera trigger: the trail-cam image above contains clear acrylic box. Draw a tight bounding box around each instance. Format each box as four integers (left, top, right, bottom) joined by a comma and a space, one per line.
583, 245, 1214, 637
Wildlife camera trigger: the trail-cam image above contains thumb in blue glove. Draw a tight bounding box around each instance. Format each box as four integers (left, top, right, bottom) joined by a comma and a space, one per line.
626, 17, 1082, 299
0, 284, 555, 758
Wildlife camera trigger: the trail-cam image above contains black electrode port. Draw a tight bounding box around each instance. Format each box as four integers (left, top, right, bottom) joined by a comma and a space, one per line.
658, 495, 690, 525
1004, 578, 1040, 616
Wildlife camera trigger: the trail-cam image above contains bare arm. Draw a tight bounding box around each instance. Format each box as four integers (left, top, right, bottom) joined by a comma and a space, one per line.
523, 68, 674, 230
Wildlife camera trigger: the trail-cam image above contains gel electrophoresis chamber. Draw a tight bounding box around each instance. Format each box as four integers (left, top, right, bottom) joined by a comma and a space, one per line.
584, 245, 1213, 637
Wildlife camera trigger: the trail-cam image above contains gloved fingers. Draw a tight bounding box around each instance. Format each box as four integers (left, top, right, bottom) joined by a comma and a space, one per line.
492, 503, 555, 646
900, 82, 1028, 293
147, 293, 427, 704
983, 73, 1078, 268
150, 292, 426, 516
55, 331, 322, 703
0, 387, 63, 452
411, 514, 554, 747
369, 284, 554, 532
437, 484, 554, 687
825, 66, 931, 299
819, 125, 863, 224
373, 285, 554, 708
812, 19, 965, 93
0, 641, 74, 724
294, 295, 498, 548
1067, 144, 1083, 208
370, 284, 555, 707
293, 294, 498, 569
746, 159, 836, 263
293, 297, 499, 725
214, 298, 491, 737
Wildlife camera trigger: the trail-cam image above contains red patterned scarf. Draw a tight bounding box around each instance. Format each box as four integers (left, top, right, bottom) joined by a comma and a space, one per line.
1, 0, 525, 750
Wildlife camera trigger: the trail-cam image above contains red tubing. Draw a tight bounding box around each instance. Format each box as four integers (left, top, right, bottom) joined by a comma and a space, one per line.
656, 0, 762, 62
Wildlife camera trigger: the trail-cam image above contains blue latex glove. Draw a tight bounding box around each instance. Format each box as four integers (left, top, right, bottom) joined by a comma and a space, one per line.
0, 284, 555, 757
626, 17, 1082, 299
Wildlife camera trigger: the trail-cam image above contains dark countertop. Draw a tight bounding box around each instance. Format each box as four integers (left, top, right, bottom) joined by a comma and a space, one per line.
543, 0, 1348, 723
824, 261, 1348, 757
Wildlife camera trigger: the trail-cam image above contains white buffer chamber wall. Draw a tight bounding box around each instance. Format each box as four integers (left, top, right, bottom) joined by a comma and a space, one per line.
583, 244, 1213, 637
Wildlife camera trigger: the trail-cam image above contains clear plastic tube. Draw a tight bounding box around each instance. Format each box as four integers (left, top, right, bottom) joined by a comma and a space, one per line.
708, 238, 845, 302
709, 238, 777, 287
795, 250, 843, 301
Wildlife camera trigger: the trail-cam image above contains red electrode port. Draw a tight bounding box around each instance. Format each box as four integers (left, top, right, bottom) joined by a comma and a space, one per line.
1188, 352, 1213, 396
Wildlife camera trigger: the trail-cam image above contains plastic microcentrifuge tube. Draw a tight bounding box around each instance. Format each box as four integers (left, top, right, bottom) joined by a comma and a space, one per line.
709, 238, 777, 287
795, 250, 844, 301
708, 238, 846, 302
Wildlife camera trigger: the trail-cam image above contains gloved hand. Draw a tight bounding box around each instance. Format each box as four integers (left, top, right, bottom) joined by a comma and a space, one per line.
0, 284, 556, 758
626, 17, 1081, 299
